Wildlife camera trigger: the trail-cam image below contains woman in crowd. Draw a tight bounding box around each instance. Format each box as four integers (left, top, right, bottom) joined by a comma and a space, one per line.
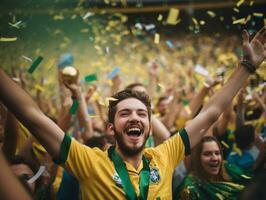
176, 136, 250, 200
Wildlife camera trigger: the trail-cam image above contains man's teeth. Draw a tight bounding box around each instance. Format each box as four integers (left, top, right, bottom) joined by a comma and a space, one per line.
127, 128, 142, 136
128, 128, 140, 132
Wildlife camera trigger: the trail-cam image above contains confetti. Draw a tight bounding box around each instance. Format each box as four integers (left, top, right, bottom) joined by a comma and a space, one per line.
27, 56, 43, 74
144, 24, 156, 31
166, 8, 180, 25
107, 67, 120, 79
232, 18, 246, 24
194, 64, 209, 77
200, 20, 205, 25
221, 141, 229, 149
192, 17, 198, 25
157, 83, 165, 91
241, 174, 252, 179
0, 37, 17, 42
80, 28, 89, 33
157, 14, 163, 21
9, 20, 22, 29
249, 1, 254, 6
106, 97, 118, 102
166, 40, 174, 49
35, 84, 45, 92
236, 0, 245, 7
135, 23, 143, 30
253, 13, 263, 17
264, 18, 266, 26
27, 166, 45, 184
233, 8, 239, 13
88, 115, 99, 118
70, 99, 79, 115
53, 15, 64, 20
245, 15, 252, 23
85, 74, 98, 82
154, 33, 160, 44
22, 55, 33, 62
83, 12, 94, 20
207, 11, 216, 18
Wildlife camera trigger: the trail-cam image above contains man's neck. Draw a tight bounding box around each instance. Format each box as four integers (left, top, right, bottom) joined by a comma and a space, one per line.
115, 146, 143, 170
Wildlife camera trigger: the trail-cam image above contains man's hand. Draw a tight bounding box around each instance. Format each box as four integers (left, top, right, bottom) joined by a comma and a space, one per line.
242, 27, 266, 67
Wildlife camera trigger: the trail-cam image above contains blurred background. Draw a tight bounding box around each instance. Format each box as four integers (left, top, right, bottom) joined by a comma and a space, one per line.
0, 0, 265, 97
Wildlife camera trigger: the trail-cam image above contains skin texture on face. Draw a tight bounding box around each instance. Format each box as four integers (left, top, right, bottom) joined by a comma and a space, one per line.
11, 163, 35, 192
200, 141, 222, 176
111, 98, 151, 156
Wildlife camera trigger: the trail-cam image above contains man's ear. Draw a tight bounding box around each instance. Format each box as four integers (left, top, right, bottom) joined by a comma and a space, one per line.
107, 123, 115, 136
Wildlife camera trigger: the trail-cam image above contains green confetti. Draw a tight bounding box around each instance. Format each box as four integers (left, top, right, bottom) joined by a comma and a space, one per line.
70, 99, 79, 115
84, 74, 98, 83
27, 56, 43, 74
182, 99, 189, 106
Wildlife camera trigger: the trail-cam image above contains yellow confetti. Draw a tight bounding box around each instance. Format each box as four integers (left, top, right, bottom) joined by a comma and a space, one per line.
157, 83, 165, 90
221, 141, 229, 149
88, 115, 99, 118
157, 14, 163, 21
241, 174, 252, 179
53, 15, 64, 20
236, 0, 245, 7
245, 15, 252, 23
233, 8, 239, 13
215, 193, 224, 200
106, 97, 118, 102
154, 33, 160, 44
253, 13, 263, 17
0, 37, 17, 42
233, 18, 246, 24
249, 1, 254, 6
247, 110, 253, 115
166, 8, 180, 25
35, 84, 45, 92
80, 28, 89, 33
192, 17, 198, 25
220, 16, 224, 21
207, 10, 216, 18
264, 18, 266, 26
199, 20, 205, 25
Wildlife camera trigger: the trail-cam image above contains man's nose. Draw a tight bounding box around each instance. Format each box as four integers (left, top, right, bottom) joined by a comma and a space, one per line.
129, 112, 140, 122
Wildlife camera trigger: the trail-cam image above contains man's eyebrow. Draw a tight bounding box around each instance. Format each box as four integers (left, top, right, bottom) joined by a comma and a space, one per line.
117, 108, 148, 113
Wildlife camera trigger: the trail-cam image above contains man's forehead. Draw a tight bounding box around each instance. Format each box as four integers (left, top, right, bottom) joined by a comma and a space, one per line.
116, 98, 147, 111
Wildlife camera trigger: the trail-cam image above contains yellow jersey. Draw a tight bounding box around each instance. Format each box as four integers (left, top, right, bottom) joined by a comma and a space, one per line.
56, 128, 190, 200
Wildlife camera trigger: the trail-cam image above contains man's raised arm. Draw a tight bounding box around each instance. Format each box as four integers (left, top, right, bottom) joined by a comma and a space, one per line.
185, 27, 266, 148
0, 68, 64, 159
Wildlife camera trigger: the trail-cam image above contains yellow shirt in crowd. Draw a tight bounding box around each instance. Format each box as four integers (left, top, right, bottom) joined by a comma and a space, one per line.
57, 129, 190, 200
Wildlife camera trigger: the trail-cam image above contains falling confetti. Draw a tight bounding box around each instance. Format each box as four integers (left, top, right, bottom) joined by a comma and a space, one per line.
27, 56, 43, 74
166, 8, 180, 25
0, 37, 17, 42
154, 33, 160, 44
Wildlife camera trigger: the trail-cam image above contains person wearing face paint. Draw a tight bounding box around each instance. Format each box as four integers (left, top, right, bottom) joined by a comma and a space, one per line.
176, 136, 250, 200
0, 27, 265, 199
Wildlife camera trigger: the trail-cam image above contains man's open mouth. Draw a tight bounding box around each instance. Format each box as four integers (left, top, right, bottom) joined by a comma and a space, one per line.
125, 127, 143, 137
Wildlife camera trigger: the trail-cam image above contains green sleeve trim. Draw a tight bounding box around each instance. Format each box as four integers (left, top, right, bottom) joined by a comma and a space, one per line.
54, 133, 72, 165
179, 128, 191, 156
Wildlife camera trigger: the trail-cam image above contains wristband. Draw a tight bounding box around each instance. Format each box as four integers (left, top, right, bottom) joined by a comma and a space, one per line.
241, 60, 256, 74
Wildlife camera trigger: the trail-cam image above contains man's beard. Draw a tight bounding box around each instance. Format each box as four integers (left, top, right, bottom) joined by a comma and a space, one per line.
113, 126, 149, 157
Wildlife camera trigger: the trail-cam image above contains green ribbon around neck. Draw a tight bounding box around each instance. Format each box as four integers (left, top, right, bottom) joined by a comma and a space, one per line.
108, 146, 150, 200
